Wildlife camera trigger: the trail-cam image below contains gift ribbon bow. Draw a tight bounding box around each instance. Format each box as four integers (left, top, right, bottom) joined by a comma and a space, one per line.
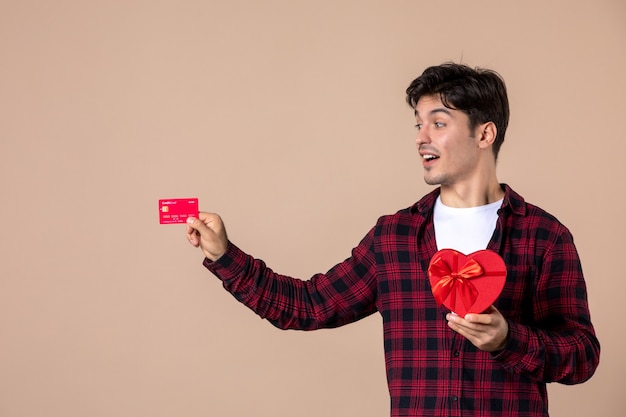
429, 252, 483, 313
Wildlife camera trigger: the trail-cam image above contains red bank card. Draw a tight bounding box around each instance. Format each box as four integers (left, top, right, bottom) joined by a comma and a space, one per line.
158, 198, 199, 224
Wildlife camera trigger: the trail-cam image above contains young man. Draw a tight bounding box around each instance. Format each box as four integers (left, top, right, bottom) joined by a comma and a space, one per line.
185, 63, 600, 417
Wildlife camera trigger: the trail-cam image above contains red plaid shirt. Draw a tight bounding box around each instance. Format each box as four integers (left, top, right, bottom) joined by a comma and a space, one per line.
204, 185, 600, 417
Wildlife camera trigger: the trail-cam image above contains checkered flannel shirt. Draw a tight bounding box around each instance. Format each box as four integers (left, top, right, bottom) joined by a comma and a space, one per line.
204, 184, 600, 417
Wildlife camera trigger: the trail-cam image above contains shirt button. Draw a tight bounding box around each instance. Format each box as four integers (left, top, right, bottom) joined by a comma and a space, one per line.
453, 351, 459, 357
451, 395, 459, 402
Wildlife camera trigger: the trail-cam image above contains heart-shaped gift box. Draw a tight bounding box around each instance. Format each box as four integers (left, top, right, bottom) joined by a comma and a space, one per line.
427, 249, 507, 316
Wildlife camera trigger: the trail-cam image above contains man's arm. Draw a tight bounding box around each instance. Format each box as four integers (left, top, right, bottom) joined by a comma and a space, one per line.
185, 212, 379, 330
446, 227, 600, 384
494, 230, 599, 384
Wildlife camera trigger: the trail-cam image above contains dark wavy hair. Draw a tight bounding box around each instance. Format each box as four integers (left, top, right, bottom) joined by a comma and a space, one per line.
406, 63, 509, 159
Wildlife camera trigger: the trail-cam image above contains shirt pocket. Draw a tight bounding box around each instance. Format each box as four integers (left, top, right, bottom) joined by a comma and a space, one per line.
495, 264, 537, 323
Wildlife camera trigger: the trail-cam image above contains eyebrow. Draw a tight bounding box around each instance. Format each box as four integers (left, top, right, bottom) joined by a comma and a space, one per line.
414, 107, 454, 117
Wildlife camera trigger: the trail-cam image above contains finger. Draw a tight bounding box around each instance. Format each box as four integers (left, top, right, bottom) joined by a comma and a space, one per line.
197, 211, 215, 222
464, 306, 500, 324
197, 212, 224, 231
447, 321, 482, 343
186, 229, 200, 246
448, 320, 494, 346
186, 216, 213, 237
448, 317, 479, 335
447, 312, 476, 327
447, 314, 489, 338
464, 313, 493, 325
185, 222, 200, 245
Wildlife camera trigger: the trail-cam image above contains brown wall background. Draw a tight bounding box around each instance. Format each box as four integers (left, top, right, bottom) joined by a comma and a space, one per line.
1, 1, 624, 416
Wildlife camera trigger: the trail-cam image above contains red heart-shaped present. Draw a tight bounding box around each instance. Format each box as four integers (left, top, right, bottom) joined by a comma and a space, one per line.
427, 249, 506, 316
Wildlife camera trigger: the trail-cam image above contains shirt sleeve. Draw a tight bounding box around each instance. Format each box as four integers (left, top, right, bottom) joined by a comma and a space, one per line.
493, 227, 601, 384
202, 227, 379, 330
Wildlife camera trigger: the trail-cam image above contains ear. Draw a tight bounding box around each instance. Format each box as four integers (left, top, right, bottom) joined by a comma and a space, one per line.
476, 121, 497, 150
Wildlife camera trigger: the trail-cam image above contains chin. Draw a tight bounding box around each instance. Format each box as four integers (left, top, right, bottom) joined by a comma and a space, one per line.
423, 176, 443, 186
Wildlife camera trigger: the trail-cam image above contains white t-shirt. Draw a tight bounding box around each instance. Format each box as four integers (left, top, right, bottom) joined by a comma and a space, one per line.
433, 196, 503, 254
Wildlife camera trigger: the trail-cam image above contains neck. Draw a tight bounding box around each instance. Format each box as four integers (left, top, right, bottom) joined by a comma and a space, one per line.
439, 176, 504, 208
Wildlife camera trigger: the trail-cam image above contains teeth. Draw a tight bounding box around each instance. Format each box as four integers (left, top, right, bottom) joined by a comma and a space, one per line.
423, 154, 437, 160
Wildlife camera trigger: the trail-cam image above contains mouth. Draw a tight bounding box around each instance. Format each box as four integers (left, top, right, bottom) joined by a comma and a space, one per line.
422, 153, 440, 165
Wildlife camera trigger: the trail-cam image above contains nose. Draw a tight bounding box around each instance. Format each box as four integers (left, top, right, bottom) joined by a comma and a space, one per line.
416, 126, 430, 146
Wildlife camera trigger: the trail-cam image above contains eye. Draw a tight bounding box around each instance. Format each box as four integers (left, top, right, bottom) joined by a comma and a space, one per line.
434, 121, 446, 128
415, 123, 423, 130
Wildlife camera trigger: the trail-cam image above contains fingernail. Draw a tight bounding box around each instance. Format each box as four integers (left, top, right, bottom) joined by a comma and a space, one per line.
186, 217, 195, 224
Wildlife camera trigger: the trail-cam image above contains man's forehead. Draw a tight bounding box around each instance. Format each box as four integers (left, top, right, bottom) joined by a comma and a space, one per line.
414, 96, 455, 118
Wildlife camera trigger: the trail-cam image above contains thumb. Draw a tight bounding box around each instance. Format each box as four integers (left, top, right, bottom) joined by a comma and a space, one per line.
186, 215, 212, 236
188, 212, 225, 237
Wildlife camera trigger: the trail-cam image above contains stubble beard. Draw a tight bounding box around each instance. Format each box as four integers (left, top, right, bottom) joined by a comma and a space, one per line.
423, 168, 446, 186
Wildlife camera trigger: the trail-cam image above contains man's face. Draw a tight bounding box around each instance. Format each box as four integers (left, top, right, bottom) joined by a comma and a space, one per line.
414, 95, 484, 187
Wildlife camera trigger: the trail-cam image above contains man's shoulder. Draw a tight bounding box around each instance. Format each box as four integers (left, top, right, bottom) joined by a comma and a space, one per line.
503, 184, 572, 238
373, 188, 440, 229
504, 185, 559, 219
375, 206, 417, 226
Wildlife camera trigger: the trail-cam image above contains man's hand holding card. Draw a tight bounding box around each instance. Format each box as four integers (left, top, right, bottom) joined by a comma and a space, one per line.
185, 212, 229, 262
